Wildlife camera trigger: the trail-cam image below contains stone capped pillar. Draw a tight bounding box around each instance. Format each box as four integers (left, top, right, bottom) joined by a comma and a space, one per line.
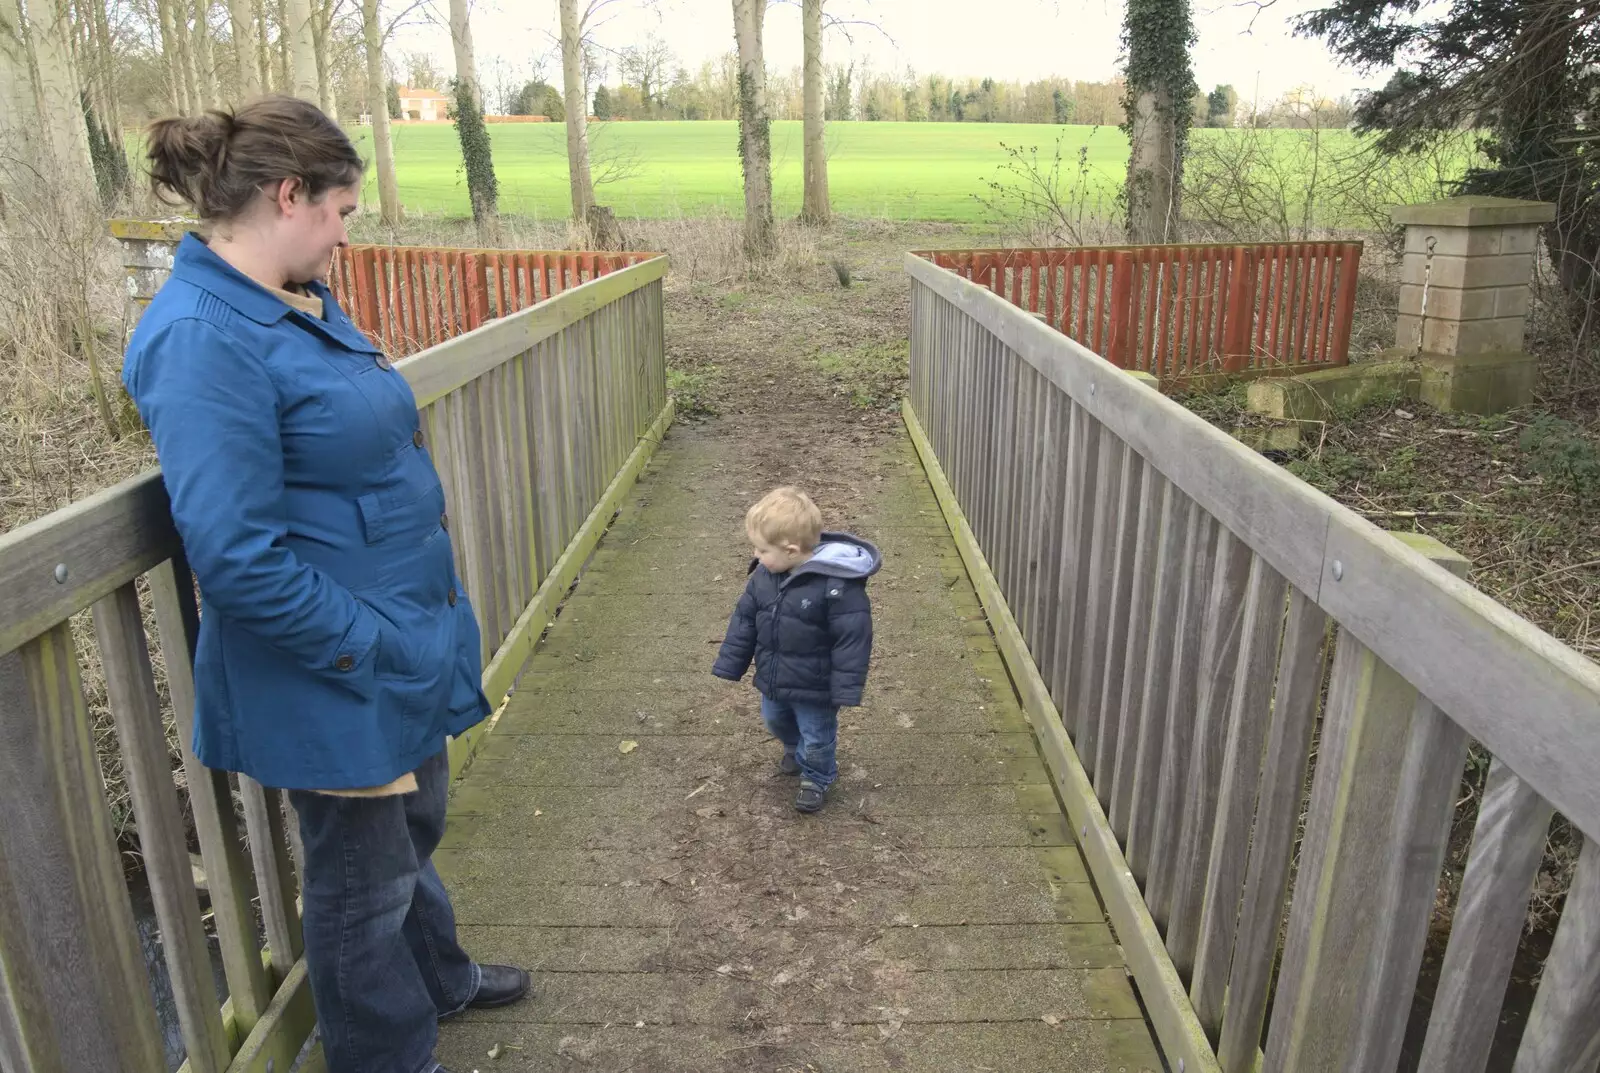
1389, 196, 1555, 413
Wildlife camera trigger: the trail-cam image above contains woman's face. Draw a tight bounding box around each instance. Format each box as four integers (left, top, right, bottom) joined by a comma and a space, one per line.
280, 180, 360, 284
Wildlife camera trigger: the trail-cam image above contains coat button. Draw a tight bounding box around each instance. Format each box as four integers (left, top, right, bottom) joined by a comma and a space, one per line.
440, 512, 449, 531
413, 429, 424, 448
448, 588, 458, 607
376, 354, 393, 371
335, 654, 355, 671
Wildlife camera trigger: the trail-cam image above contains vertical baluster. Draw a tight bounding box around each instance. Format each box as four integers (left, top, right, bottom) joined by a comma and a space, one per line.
1109, 467, 1166, 841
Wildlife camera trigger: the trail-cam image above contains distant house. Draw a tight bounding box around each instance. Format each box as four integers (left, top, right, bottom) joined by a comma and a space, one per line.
396, 86, 448, 121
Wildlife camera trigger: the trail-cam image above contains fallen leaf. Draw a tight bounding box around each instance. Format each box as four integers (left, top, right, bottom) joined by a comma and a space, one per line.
487, 1042, 504, 1059
619, 740, 639, 754
1042, 1015, 1061, 1027
533, 809, 543, 817
694, 806, 723, 818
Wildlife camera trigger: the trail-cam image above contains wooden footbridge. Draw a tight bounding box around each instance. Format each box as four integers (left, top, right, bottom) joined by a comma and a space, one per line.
2, 233, 1598, 1073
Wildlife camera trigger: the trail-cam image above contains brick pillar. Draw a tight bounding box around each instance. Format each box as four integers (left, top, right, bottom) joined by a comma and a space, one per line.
108, 218, 193, 349
1389, 196, 1555, 414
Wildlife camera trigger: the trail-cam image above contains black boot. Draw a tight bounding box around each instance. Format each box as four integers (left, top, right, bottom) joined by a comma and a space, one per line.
469, 964, 531, 1009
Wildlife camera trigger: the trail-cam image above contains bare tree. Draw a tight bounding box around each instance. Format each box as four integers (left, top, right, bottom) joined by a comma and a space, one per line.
0, 0, 36, 157
447, 0, 498, 241
732, 0, 773, 256
192, 0, 221, 109
311, 0, 337, 117
362, 0, 399, 222
254, 0, 273, 90
155, 0, 193, 111
29, 0, 93, 181
801, 0, 828, 223
618, 32, 671, 113
285, 0, 317, 99
446, 0, 480, 108
231, 0, 262, 98
558, 0, 596, 220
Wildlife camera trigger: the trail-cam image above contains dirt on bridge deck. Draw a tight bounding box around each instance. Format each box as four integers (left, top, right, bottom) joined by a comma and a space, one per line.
430, 231, 1161, 1072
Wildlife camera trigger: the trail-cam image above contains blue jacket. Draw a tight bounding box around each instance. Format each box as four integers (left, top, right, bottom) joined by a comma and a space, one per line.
713, 533, 880, 707
121, 235, 491, 791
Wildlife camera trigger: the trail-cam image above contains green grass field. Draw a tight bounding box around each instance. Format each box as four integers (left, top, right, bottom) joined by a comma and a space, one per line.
351, 120, 1137, 221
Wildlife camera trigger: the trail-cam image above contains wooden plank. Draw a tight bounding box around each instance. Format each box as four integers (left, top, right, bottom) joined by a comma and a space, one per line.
1124, 483, 1187, 883
1071, 425, 1124, 771
1167, 527, 1256, 975
1215, 588, 1327, 1072
1328, 245, 1361, 366
1189, 556, 1290, 1037
224, 958, 318, 1073
0, 623, 166, 1073
1051, 402, 1101, 714
93, 583, 232, 1073
399, 257, 669, 408
1512, 837, 1600, 1073
240, 777, 302, 978
1263, 536, 1463, 1073
1092, 444, 1144, 798
1144, 505, 1216, 927
903, 398, 1222, 1073
148, 556, 275, 1034
0, 470, 180, 657
1108, 465, 1165, 841
1318, 516, 1600, 854
1415, 761, 1554, 1073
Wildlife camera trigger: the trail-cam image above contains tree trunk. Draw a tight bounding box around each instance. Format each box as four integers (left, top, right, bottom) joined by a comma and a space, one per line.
254, 0, 272, 91
230, 0, 260, 99
1121, 0, 1195, 243
800, 0, 828, 224
448, 0, 479, 111
448, 0, 497, 242
1125, 86, 1178, 242
732, 0, 773, 257
88, 0, 118, 129
558, 0, 594, 220
192, 0, 220, 109
284, 0, 316, 101
155, 0, 190, 112
275, 0, 291, 94
174, 0, 203, 112
311, 0, 335, 118
29, 0, 94, 187
0, 0, 36, 160
361, 0, 398, 224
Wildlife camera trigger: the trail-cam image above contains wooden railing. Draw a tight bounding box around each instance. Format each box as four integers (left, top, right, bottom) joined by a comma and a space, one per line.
328, 245, 658, 357
0, 255, 671, 1073
905, 253, 1600, 1073
917, 242, 1362, 382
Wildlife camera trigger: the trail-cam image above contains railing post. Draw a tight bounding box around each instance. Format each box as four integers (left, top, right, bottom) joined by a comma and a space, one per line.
1391, 196, 1556, 413
1265, 534, 1471, 1073
1105, 252, 1135, 368
108, 218, 189, 349
0, 626, 168, 1073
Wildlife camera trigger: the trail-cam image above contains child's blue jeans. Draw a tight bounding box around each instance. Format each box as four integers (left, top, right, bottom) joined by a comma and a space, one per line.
760, 695, 839, 790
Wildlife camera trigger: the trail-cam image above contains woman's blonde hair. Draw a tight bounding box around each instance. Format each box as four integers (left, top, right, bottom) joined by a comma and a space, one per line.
746, 486, 822, 550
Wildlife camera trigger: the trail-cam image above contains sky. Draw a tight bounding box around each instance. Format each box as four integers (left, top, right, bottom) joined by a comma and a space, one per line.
389, 0, 1392, 107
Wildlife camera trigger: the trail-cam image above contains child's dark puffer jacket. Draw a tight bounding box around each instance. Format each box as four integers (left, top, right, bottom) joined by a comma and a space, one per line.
713, 532, 881, 708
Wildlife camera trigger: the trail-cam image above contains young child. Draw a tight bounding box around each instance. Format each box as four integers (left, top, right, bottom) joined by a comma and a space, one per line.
713, 486, 880, 813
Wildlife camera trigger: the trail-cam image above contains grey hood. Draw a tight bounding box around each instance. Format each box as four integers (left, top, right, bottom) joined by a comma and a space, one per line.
791, 531, 882, 580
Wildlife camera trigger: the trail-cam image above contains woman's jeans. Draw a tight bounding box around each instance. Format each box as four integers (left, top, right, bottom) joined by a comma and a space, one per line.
289, 748, 481, 1073
760, 695, 840, 789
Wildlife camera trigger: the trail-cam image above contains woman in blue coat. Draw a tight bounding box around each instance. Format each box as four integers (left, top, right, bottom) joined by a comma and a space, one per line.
122, 96, 527, 1073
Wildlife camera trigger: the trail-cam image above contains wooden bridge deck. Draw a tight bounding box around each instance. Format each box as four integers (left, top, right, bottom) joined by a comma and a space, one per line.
430, 424, 1161, 1073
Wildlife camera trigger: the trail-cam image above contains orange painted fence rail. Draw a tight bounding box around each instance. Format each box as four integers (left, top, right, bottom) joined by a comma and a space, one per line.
329, 245, 659, 357
916, 242, 1364, 382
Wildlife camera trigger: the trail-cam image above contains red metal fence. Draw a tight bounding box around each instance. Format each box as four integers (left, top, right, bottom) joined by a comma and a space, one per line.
917, 242, 1363, 383
328, 245, 658, 357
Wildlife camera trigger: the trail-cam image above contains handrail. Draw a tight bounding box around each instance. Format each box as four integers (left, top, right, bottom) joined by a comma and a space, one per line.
906, 250, 1600, 1073
0, 255, 671, 1073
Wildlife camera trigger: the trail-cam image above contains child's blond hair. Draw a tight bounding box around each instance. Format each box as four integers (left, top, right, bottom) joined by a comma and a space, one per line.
746, 486, 823, 550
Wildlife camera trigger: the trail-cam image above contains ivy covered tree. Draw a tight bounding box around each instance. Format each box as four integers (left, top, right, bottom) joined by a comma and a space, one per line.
1299, 0, 1600, 303
452, 77, 500, 243
1121, 0, 1197, 242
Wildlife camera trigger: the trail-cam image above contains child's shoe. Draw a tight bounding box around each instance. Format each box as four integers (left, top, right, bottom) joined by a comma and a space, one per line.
795, 780, 826, 813
778, 751, 801, 776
